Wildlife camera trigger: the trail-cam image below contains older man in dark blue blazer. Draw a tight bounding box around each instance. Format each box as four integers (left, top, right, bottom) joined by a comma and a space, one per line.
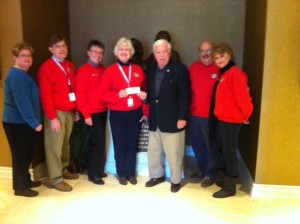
145, 39, 190, 193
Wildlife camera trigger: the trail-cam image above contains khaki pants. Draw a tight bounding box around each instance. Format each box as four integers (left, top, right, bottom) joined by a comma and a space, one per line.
44, 110, 74, 185
147, 128, 185, 184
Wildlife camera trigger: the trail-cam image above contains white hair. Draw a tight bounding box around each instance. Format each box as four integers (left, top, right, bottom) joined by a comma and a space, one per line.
113, 37, 135, 56
152, 39, 172, 53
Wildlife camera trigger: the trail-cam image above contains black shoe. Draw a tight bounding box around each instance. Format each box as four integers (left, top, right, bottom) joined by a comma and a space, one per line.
29, 180, 42, 188
171, 183, 181, 193
212, 189, 236, 198
15, 189, 38, 197
88, 176, 105, 185
145, 176, 165, 187
128, 177, 137, 185
101, 173, 108, 178
119, 177, 127, 185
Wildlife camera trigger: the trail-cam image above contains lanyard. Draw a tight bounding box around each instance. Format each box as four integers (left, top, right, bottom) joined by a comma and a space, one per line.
52, 56, 73, 92
118, 64, 132, 87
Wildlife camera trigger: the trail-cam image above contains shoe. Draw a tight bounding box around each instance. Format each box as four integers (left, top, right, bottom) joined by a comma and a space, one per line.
215, 179, 224, 188
53, 181, 73, 192
88, 176, 105, 185
201, 177, 215, 188
171, 183, 181, 193
145, 176, 165, 187
190, 171, 204, 179
15, 189, 38, 197
128, 177, 137, 185
63, 172, 79, 180
119, 177, 127, 185
101, 173, 108, 178
29, 180, 42, 188
213, 188, 236, 198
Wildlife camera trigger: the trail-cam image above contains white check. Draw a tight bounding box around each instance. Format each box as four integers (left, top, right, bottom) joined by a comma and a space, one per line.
126, 87, 140, 94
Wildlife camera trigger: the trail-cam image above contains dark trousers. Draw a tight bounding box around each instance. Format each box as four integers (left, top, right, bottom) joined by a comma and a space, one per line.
206, 122, 225, 179
109, 108, 141, 178
189, 116, 210, 174
86, 112, 107, 177
219, 121, 242, 177
3, 122, 37, 190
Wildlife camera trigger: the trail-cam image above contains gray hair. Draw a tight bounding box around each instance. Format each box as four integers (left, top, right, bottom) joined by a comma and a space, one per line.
152, 39, 172, 53
113, 37, 135, 56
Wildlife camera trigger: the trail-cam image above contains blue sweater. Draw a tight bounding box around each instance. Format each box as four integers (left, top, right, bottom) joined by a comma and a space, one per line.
2, 67, 42, 129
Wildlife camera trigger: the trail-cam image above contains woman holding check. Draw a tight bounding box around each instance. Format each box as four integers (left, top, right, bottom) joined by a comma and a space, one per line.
99, 37, 147, 185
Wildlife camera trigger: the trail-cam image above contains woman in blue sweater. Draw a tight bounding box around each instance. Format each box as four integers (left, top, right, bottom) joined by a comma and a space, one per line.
2, 42, 43, 197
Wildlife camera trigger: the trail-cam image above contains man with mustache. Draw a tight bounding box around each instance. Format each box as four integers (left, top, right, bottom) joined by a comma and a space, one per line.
189, 40, 220, 188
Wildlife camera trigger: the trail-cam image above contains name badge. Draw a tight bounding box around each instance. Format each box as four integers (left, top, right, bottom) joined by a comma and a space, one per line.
126, 87, 140, 95
69, 92, 76, 102
127, 97, 134, 107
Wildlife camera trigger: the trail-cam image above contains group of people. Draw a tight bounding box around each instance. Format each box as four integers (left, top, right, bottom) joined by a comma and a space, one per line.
2, 30, 253, 199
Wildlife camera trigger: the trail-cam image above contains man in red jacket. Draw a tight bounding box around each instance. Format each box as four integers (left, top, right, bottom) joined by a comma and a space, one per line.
38, 35, 79, 192
189, 40, 220, 188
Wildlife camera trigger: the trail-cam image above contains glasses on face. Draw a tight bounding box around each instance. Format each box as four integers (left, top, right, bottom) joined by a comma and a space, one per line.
18, 54, 32, 58
199, 49, 212, 55
89, 50, 103, 55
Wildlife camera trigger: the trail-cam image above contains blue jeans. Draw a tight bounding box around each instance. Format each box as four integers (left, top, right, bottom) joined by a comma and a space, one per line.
189, 116, 210, 176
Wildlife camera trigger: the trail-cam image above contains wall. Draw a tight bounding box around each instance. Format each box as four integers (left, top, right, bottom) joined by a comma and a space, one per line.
0, 0, 23, 167
240, 0, 267, 180
0, 0, 70, 167
255, 0, 300, 185
69, 0, 246, 68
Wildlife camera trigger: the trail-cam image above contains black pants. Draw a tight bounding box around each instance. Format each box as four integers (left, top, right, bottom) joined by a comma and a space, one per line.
219, 121, 242, 177
86, 112, 107, 177
109, 108, 141, 178
3, 122, 37, 190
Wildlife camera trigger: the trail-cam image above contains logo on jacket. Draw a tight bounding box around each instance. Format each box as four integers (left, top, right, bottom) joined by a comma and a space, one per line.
91, 73, 98, 77
211, 73, 218, 79
134, 72, 139, 78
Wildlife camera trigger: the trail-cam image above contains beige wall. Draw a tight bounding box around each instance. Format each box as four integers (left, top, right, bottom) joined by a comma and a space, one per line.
0, 0, 23, 167
255, 0, 300, 185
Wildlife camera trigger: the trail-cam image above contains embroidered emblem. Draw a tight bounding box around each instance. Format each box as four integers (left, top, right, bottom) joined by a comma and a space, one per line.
134, 72, 139, 78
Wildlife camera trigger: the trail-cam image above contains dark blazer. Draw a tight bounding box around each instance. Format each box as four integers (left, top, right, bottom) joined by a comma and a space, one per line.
146, 60, 191, 133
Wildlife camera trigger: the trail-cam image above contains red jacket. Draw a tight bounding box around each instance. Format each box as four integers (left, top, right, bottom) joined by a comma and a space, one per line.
76, 63, 107, 119
99, 63, 146, 111
189, 61, 219, 118
38, 58, 76, 120
214, 66, 253, 123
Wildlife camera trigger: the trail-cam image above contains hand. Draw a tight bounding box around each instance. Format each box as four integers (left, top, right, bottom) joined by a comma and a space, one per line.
119, 90, 128, 98
35, 124, 43, 132
139, 115, 148, 125
74, 111, 81, 122
137, 91, 147, 100
51, 118, 61, 132
85, 117, 93, 126
177, 120, 186, 129
243, 120, 250, 124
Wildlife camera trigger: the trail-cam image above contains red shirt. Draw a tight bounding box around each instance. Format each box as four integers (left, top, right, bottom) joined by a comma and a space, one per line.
214, 66, 253, 123
38, 58, 76, 120
76, 63, 107, 119
99, 63, 146, 111
189, 61, 219, 118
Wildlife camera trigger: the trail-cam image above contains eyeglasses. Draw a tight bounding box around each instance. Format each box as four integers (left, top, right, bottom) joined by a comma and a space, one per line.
18, 54, 32, 58
199, 49, 212, 54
